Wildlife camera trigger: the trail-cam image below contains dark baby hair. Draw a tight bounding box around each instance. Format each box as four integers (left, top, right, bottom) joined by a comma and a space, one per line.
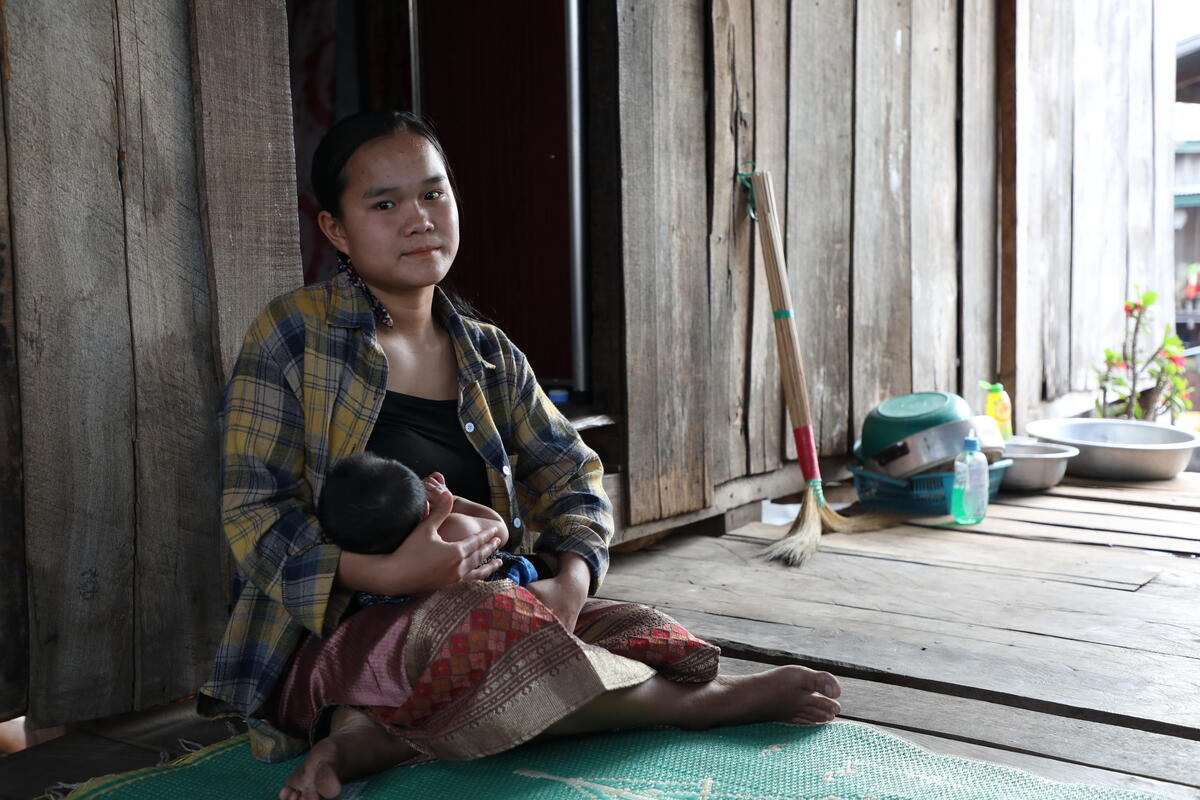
311, 110, 457, 218
319, 452, 427, 555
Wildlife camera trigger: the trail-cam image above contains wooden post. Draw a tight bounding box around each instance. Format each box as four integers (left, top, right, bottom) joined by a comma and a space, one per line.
190, 0, 303, 384
115, 0, 226, 710
852, 0, 913, 437
786, 0, 854, 455
616, 0, 712, 524
5, 0, 137, 726
0, 3, 28, 720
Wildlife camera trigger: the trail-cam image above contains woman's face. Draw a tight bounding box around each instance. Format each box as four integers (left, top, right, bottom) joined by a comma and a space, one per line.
320, 130, 460, 294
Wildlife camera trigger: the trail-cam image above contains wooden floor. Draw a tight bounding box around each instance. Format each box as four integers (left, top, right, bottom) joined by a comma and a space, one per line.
599, 472, 1200, 799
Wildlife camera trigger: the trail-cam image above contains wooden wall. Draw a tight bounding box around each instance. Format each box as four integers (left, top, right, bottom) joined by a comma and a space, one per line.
1002, 0, 1175, 430
607, 0, 995, 524
0, 0, 300, 727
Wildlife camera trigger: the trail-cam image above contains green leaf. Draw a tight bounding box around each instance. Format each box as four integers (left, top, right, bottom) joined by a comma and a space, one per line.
1141, 289, 1157, 306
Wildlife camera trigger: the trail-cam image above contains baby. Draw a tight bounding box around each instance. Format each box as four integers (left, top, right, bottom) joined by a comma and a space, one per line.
319, 452, 541, 605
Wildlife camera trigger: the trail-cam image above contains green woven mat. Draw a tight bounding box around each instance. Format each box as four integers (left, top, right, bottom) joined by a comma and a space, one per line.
66, 720, 1162, 800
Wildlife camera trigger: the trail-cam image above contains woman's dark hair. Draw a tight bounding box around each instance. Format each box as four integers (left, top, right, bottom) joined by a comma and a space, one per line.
319, 452, 427, 555
311, 110, 457, 217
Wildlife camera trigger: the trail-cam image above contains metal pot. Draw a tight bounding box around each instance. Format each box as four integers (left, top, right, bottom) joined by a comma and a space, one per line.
861, 415, 1006, 479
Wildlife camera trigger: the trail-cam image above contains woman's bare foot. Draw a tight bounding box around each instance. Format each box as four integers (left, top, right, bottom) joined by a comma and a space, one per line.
544, 664, 841, 738
280, 707, 417, 800
690, 665, 842, 729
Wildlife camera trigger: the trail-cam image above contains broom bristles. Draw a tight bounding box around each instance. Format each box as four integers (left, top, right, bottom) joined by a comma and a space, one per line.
760, 484, 907, 566
817, 501, 906, 533
759, 487, 822, 566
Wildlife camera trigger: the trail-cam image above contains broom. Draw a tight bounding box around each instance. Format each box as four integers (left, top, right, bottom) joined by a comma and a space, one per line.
747, 169, 901, 565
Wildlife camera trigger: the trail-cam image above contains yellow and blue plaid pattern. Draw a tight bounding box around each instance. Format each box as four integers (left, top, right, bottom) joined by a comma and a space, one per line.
200, 274, 612, 761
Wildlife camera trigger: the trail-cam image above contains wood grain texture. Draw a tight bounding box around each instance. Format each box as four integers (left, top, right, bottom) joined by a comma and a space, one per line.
1125, 2, 1155, 300
114, 0, 225, 710
908, 0, 958, 394
190, 0, 303, 383
1152, 0, 1177, 330
0, 22, 28, 720
6, 0, 137, 725
1011, 0, 1072, 429
785, 0, 853, 454
602, 576, 1199, 732
1070, 0, 1128, 392
996, 0, 1018, 424
747, 0, 784, 472
707, 0, 755, 486
852, 0, 912, 439
960, 0, 998, 414
617, 0, 711, 524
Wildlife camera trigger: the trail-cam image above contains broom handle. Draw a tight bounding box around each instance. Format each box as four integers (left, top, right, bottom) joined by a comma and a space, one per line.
750, 171, 822, 484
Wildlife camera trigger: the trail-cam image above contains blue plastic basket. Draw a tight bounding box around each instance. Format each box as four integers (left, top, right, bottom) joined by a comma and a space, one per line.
848, 459, 1012, 515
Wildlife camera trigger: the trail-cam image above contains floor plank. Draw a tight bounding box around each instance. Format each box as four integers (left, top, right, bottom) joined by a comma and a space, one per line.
996, 492, 1200, 527
912, 515, 1200, 555
736, 521, 1163, 590
987, 501, 1200, 541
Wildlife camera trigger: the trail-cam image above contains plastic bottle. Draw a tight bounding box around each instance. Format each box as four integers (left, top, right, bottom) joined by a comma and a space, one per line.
979, 381, 1013, 439
950, 430, 990, 525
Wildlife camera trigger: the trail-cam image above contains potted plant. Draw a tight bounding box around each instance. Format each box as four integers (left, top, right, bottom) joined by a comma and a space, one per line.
1093, 289, 1194, 423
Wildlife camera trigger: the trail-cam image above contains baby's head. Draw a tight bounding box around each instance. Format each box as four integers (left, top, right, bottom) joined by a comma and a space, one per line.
319, 452, 426, 554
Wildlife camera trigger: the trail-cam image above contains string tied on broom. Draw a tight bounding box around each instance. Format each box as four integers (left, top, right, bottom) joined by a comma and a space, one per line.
741, 166, 900, 566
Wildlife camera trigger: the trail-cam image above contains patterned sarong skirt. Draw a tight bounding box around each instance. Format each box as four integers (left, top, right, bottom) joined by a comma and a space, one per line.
269, 580, 720, 760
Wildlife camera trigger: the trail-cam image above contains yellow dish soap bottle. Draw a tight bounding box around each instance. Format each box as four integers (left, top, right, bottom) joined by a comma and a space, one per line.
979, 381, 1013, 439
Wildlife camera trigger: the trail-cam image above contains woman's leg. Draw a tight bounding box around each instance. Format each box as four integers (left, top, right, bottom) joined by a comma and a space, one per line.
279, 664, 842, 799
542, 665, 842, 736
280, 706, 418, 800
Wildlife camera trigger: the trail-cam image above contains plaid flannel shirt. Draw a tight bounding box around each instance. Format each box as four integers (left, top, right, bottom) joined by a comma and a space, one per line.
199, 274, 613, 762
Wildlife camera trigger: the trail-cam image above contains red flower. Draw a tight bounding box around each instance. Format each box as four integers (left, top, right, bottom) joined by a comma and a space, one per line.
1124, 302, 1142, 316
1170, 355, 1186, 368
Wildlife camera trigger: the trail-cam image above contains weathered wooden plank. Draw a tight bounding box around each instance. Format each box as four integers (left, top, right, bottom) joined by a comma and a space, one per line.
6, 0, 137, 725
915, 514, 1200, 555
115, 0, 225, 710
719, 658, 1200, 791
190, 0, 303, 383
1071, 1, 1128, 392
707, 0, 755, 487
1049, 474, 1200, 512
996, 491, 1200, 527
731, 523, 1162, 590
0, 35, 28, 721
1125, 2, 1156, 300
960, 0, 998, 414
1012, 0, 1073, 424
909, 0, 958, 394
852, 0, 912, 438
996, 0, 1018, 423
747, 0, 785, 472
617, 0, 711, 523
986, 501, 1200, 541
786, 0, 854, 456
601, 580, 1199, 732
1152, 1, 1177, 319
611, 532, 1197, 657
788, 13, 853, 450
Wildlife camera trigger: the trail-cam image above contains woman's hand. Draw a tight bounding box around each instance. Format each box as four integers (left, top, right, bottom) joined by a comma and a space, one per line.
336, 486, 504, 595
526, 552, 590, 631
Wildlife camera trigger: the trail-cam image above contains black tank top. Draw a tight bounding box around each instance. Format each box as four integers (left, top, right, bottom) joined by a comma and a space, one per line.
365, 391, 492, 507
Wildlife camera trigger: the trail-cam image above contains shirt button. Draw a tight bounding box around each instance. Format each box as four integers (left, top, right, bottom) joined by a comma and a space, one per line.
513, 517, 522, 528
502, 465, 511, 476
464, 422, 475, 433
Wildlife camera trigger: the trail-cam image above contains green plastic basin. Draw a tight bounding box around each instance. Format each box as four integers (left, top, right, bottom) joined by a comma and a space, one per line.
857, 392, 973, 463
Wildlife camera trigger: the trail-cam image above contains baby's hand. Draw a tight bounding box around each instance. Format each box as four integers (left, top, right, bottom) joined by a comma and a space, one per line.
423, 471, 448, 496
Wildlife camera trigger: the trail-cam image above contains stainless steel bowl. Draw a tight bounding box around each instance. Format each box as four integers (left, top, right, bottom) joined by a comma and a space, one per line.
1000, 440, 1079, 491
1024, 418, 1200, 481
